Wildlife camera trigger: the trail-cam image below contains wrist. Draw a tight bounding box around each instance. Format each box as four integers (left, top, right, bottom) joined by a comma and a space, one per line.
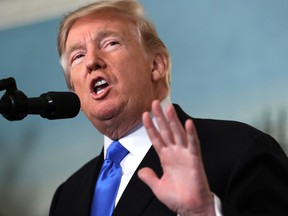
178, 193, 216, 216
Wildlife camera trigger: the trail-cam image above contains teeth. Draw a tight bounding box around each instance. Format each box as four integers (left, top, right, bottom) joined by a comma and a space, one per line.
97, 89, 105, 94
94, 79, 108, 94
94, 79, 107, 87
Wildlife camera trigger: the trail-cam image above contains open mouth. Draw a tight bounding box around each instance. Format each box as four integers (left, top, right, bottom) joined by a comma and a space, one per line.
93, 78, 109, 95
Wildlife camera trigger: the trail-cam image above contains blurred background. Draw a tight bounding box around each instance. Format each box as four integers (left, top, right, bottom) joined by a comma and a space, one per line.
0, 0, 287, 215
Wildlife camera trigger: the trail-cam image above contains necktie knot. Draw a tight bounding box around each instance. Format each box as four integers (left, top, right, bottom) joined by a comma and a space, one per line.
106, 140, 129, 164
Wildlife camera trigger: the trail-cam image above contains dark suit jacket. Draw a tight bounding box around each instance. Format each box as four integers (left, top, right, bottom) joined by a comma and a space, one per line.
49, 104, 288, 216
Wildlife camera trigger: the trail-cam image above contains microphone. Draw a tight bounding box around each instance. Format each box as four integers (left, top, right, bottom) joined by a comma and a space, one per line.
0, 91, 81, 121
29, 92, 81, 119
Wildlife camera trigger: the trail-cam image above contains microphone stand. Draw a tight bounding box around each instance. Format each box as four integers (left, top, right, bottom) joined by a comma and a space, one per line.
0, 77, 29, 121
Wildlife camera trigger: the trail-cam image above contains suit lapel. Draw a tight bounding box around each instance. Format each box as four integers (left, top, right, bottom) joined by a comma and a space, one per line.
113, 146, 163, 216
173, 104, 192, 125
72, 149, 104, 216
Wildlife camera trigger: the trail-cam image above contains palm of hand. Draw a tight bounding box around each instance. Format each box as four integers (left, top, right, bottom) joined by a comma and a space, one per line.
138, 101, 215, 216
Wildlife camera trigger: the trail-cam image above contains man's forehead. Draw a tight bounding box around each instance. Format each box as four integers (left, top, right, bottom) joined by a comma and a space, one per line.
72, 10, 133, 28
67, 12, 135, 37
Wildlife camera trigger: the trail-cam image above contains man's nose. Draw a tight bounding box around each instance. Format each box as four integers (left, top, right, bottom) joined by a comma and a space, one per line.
85, 51, 107, 72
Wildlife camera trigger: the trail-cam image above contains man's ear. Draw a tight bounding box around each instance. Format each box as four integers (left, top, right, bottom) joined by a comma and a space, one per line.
151, 53, 168, 82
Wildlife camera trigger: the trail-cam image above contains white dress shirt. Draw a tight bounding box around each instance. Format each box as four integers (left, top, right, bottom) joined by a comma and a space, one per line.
103, 97, 222, 215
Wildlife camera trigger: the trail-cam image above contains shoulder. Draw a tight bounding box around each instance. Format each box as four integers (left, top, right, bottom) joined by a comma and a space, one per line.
49, 155, 102, 215
173, 103, 286, 174
173, 104, 288, 190
173, 103, 262, 140
53, 154, 102, 197
63, 155, 101, 186
174, 103, 282, 154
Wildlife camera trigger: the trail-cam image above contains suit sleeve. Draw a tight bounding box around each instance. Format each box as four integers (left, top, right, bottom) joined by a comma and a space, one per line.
221, 132, 288, 215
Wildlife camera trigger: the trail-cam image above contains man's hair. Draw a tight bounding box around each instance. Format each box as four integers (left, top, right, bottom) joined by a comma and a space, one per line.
58, 0, 171, 90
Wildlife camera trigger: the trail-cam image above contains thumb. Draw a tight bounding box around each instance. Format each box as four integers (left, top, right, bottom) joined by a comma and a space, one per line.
138, 167, 160, 191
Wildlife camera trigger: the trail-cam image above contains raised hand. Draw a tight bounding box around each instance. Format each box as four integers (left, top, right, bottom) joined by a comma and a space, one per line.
138, 100, 216, 216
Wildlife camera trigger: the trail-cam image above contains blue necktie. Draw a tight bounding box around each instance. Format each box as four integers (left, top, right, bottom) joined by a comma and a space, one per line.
90, 140, 129, 216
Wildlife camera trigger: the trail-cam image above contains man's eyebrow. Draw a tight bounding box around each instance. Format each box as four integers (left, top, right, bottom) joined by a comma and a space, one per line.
65, 43, 85, 58
65, 30, 121, 56
94, 30, 121, 42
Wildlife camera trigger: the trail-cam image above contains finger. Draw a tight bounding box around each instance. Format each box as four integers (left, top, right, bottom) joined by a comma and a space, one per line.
142, 111, 166, 152
138, 167, 160, 194
151, 100, 175, 145
166, 104, 188, 147
185, 119, 201, 156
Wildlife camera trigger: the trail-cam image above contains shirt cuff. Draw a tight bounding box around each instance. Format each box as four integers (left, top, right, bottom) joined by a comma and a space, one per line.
214, 193, 223, 216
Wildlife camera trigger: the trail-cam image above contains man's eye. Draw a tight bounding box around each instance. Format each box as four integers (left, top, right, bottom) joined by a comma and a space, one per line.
73, 54, 84, 61
102, 40, 120, 51
108, 41, 119, 46
70, 53, 85, 66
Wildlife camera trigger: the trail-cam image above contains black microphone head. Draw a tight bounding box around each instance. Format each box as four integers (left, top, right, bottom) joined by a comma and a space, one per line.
39, 92, 80, 120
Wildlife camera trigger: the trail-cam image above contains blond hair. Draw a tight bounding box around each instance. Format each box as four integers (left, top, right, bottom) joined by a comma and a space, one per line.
58, 0, 171, 90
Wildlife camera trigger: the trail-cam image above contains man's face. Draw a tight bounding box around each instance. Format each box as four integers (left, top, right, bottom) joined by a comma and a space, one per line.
64, 12, 160, 138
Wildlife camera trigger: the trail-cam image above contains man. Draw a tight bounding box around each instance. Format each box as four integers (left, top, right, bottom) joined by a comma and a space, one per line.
50, 0, 288, 215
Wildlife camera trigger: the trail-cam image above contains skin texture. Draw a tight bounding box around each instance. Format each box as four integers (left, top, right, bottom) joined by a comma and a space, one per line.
64, 11, 215, 216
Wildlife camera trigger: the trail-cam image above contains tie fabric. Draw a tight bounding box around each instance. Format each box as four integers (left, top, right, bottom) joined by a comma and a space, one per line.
90, 140, 129, 216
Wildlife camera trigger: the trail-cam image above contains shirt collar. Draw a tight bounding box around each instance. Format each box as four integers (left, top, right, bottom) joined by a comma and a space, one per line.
104, 97, 171, 159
